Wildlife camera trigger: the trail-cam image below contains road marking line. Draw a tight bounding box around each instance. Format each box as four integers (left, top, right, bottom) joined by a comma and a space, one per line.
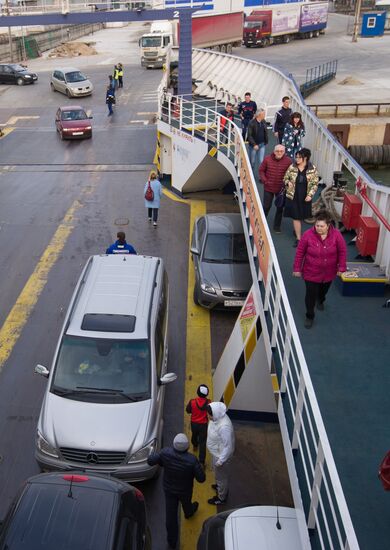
6, 116, 39, 125
137, 112, 156, 115
162, 189, 187, 204
0, 199, 82, 371
181, 198, 215, 550
0, 128, 14, 139
128, 120, 149, 125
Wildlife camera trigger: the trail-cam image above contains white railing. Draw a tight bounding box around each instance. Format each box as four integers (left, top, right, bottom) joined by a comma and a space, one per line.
158, 91, 360, 550
191, 48, 390, 277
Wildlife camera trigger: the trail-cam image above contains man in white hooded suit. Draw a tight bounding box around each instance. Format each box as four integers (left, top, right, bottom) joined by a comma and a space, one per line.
206, 402, 235, 505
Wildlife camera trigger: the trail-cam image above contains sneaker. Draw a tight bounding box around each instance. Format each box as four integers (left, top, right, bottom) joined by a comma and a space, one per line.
304, 317, 314, 329
185, 501, 199, 519
148, 218, 152, 222
208, 495, 227, 505
153, 222, 157, 227
317, 302, 324, 311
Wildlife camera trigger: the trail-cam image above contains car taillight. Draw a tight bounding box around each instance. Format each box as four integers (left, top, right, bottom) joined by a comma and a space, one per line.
63, 475, 89, 482
135, 488, 145, 501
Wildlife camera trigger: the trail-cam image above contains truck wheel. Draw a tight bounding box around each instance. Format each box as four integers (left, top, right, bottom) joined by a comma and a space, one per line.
314, 31, 320, 38
227, 43, 232, 54
309, 31, 314, 39
263, 38, 270, 47
283, 35, 291, 44
212, 45, 220, 52
220, 44, 227, 53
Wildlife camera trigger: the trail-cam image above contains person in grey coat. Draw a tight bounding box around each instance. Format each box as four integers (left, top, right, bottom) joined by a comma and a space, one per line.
144, 171, 163, 227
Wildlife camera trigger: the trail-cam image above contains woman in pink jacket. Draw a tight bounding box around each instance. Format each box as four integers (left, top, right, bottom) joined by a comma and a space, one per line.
293, 210, 347, 329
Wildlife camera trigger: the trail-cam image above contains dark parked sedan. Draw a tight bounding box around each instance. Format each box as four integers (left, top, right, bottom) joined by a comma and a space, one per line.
0, 63, 38, 85
55, 105, 92, 140
0, 472, 151, 550
191, 213, 252, 309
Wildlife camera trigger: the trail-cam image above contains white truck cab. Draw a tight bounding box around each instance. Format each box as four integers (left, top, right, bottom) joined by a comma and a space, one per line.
140, 21, 174, 68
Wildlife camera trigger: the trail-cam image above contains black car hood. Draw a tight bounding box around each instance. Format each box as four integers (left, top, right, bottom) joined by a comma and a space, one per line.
200, 261, 251, 291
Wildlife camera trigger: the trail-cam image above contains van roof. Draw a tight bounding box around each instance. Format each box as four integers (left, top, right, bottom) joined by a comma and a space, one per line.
67, 255, 161, 340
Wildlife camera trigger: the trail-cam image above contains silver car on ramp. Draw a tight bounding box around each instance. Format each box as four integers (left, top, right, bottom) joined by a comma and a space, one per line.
35, 254, 176, 482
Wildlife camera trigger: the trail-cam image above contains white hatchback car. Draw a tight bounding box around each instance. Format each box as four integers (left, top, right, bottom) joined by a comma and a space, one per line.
51, 67, 93, 97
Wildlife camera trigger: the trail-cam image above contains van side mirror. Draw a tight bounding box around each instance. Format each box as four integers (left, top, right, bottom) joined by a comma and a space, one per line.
35, 364, 50, 378
190, 247, 199, 256
159, 372, 177, 385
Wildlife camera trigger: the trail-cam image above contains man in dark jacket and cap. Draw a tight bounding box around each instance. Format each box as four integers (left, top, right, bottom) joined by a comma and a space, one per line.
186, 384, 210, 466
147, 433, 205, 549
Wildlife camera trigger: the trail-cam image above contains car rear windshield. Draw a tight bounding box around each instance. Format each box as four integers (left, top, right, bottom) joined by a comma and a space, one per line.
65, 71, 87, 83
0, 482, 115, 550
203, 233, 249, 263
61, 110, 87, 121
51, 336, 151, 402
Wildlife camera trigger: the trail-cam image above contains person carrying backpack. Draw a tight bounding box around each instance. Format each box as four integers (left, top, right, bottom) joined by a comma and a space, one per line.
186, 384, 210, 466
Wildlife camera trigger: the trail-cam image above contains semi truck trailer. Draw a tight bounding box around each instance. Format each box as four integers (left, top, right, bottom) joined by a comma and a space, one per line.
140, 11, 243, 68
243, 2, 328, 48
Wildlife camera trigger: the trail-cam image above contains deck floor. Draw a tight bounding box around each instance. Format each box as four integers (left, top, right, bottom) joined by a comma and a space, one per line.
254, 142, 390, 550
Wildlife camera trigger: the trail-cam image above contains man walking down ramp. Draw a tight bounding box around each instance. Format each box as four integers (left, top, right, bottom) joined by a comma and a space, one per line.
147, 433, 205, 550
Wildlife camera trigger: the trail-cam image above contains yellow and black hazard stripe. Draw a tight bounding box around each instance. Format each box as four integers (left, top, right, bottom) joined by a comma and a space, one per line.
219, 316, 280, 407
154, 130, 161, 172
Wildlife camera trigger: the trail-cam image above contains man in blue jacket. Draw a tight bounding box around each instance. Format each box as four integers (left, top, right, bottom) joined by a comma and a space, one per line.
106, 231, 137, 255
238, 92, 257, 141
148, 433, 205, 549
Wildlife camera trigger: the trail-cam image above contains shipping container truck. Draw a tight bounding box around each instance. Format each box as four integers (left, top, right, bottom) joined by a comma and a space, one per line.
140, 11, 243, 68
243, 2, 328, 48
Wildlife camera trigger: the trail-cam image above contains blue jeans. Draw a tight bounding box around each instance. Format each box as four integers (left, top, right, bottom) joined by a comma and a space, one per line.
107, 102, 113, 115
249, 144, 266, 171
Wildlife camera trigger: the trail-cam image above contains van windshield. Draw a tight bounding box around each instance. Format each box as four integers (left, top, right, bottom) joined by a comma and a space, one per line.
51, 336, 151, 402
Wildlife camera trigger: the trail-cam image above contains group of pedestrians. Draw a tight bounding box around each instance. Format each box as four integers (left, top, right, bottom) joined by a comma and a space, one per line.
146, 384, 235, 550
106, 63, 124, 116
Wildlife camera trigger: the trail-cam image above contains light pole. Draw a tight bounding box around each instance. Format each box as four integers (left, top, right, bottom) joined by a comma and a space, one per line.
352, 0, 362, 42
5, 0, 14, 61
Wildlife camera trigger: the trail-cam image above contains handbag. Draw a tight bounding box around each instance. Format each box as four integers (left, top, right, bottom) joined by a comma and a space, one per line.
274, 188, 286, 209
145, 180, 154, 202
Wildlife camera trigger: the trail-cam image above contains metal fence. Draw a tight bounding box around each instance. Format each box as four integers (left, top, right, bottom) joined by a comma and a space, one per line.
300, 60, 338, 98
158, 91, 360, 550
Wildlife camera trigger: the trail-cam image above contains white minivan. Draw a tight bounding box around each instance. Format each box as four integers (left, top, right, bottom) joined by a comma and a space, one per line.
35, 254, 176, 481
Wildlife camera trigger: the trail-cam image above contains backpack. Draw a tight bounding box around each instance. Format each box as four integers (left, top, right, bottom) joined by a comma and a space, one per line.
145, 180, 154, 202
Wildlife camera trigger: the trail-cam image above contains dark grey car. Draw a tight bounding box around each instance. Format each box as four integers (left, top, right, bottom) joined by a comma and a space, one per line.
191, 214, 252, 309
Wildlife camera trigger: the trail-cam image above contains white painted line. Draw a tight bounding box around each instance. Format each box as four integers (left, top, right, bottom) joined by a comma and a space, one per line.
137, 112, 155, 115
129, 120, 149, 125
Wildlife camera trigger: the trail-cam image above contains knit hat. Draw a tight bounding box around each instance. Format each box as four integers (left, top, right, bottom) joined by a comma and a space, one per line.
197, 384, 209, 398
173, 433, 189, 452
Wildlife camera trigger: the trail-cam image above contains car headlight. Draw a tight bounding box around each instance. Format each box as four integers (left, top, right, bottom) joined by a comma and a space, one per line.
24, 75, 32, 78
36, 431, 59, 458
127, 439, 157, 464
84, 126, 92, 130
200, 281, 216, 295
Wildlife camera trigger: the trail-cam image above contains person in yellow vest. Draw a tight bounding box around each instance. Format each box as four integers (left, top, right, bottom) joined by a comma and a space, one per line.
113, 65, 119, 90
117, 63, 124, 88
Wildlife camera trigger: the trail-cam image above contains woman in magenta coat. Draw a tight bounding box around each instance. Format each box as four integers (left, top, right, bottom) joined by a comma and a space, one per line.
293, 210, 347, 329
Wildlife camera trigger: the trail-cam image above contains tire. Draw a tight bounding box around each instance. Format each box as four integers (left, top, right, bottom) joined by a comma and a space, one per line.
314, 31, 320, 37
17, 77, 24, 86
220, 44, 227, 53
263, 38, 270, 47
193, 285, 200, 305
66, 88, 71, 98
50, 82, 55, 92
227, 43, 232, 54
60, 130, 64, 141
283, 35, 291, 44
309, 31, 314, 39
383, 145, 390, 165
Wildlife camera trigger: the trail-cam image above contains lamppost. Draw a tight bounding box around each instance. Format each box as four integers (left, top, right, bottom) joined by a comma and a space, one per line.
5, 0, 14, 61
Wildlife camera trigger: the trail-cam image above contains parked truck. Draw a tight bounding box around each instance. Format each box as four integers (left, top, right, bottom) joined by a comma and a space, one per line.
140, 11, 243, 68
243, 2, 328, 48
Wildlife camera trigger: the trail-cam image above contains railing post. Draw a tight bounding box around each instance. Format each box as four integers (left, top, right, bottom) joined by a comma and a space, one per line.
192, 102, 195, 136
308, 440, 325, 529
280, 325, 292, 393
179, 98, 183, 130
291, 374, 306, 450
205, 108, 209, 142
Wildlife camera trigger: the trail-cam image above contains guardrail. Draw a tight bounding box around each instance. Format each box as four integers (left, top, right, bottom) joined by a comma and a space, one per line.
307, 102, 390, 118
159, 90, 360, 550
300, 60, 338, 99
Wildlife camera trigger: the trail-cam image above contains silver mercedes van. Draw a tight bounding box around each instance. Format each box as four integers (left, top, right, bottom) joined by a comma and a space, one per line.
35, 254, 176, 481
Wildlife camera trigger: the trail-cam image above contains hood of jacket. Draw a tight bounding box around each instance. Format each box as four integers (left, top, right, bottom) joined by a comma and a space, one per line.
209, 402, 227, 421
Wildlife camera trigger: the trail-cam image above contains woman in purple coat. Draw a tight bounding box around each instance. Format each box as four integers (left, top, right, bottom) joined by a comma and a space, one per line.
293, 210, 347, 329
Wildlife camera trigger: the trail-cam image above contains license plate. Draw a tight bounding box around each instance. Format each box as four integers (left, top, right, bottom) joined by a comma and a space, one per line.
224, 300, 245, 307
72, 132, 83, 136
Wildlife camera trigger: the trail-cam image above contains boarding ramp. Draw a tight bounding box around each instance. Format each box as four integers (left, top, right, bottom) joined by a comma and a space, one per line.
189, 49, 390, 277
157, 92, 360, 549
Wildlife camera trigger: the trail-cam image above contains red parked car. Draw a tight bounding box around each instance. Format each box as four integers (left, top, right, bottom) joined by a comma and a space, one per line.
55, 105, 92, 140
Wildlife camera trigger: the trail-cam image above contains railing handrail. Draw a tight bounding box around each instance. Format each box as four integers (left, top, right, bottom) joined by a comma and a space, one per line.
158, 92, 361, 549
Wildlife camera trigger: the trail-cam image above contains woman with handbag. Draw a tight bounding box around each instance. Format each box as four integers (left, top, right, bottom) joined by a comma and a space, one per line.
283, 148, 319, 246
144, 171, 162, 227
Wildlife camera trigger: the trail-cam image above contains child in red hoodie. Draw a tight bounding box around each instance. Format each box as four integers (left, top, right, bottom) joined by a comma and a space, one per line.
186, 385, 210, 466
